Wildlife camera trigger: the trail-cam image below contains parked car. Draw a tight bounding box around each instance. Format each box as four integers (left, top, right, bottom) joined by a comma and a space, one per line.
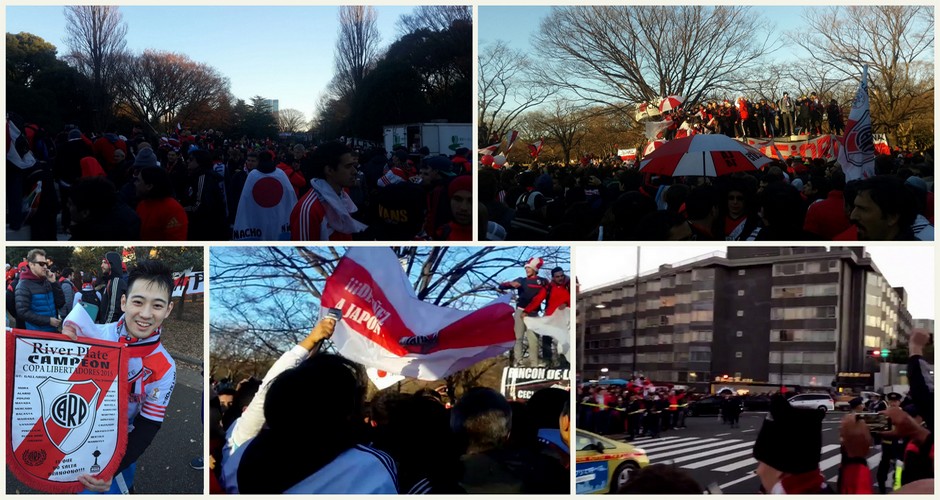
742, 395, 772, 412
687, 395, 743, 416
575, 429, 650, 494
788, 393, 835, 412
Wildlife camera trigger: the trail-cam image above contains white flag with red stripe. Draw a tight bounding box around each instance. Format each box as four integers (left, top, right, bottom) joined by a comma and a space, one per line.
505, 130, 519, 152
479, 142, 501, 156
837, 65, 876, 181
7, 329, 128, 493
528, 139, 544, 159
321, 248, 516, 380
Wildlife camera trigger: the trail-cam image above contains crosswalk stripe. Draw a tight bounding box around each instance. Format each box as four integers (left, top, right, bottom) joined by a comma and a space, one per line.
719, 472, 757, 490
673, 441, 754, 468
715, 432, 731, 437
630, 436, 678, 444
818, 444, 849, 472
649, 440, 741, 460
640, 438, 717, 453
714, 457, 757, 473
682, 448, 754, 469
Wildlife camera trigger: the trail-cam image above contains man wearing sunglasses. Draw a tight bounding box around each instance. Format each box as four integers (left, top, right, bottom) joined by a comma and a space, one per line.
14, 248, 65, 332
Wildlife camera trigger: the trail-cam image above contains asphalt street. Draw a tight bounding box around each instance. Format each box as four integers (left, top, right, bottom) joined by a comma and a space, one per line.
7, 364, 204, 494
605, 412, 886, 494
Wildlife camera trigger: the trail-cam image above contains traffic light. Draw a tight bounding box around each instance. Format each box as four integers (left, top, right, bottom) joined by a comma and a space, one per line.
870, 350, 882, 358
881, 349, 889, 358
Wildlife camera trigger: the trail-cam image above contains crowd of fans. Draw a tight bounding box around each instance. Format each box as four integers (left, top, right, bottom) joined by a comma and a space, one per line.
481, 152, 933, 241
6, 118, 472, 241
6, 249, 126, 331
652, 93, 843, 139
209, 318, 570, 494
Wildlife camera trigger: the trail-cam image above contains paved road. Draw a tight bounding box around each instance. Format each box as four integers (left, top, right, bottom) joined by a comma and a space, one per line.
603, 412, 886, 494
7, 365, 203, 494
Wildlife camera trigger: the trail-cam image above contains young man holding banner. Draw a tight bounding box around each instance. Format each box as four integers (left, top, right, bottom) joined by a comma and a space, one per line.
61, 260, 177, 494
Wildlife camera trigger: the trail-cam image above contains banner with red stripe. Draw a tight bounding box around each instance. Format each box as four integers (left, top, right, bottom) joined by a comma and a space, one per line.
321, 248, 516, 380
7, 329, 128, 493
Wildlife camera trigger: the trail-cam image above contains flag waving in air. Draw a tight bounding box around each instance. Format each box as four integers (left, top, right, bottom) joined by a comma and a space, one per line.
838, 65, 876, 181
478, 142, 501, 156
528, 138, 544, 159
505, 130, 520, 152
320, 248, 516, 380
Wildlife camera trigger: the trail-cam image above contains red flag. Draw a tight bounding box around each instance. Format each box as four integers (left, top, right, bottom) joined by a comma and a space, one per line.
320, 248, 515, 380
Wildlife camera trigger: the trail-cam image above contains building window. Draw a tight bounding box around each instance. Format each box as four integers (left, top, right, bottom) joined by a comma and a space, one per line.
738, 269, 746, 276
736, 331, 743, 337
737, 290, 745, 296
735, 352, 743, 358
771, 306, 836, 320
690, 351, 711, 362
737, 310, 744, 317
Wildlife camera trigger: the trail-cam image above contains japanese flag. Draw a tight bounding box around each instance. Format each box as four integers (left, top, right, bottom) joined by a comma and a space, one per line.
321, 248, 516, 380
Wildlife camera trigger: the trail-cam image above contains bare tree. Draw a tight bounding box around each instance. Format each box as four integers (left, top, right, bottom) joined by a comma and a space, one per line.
63, 6, 128, 129
333, 6, 381, 100
533, 6, 776, 113
525, 101, 587, 165
276, 108, 308, 134
791, 6, 934, 146
115, 50, 230, 134
397, 5, 472, 35
478, 40, 555, 144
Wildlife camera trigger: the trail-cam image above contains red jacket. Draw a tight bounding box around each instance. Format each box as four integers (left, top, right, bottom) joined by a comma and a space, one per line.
93, 135, 128, 171
277, 162, 306, 197
137, 197, 188, 240
524, 280, 570, 316
290, 190, 353, 241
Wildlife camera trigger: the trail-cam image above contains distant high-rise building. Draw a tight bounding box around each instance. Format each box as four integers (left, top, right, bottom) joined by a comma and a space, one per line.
579, 247, 912, 391
263, 99, 279, 113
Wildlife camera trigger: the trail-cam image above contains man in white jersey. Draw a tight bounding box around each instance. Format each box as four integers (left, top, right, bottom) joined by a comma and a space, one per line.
62, 260, 177, 494
220, 317, 397, 494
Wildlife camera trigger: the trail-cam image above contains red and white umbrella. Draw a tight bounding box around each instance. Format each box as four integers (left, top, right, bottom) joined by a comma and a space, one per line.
644, 139, 668, 156
659, 95, 685, 113
639, 134, 772, 177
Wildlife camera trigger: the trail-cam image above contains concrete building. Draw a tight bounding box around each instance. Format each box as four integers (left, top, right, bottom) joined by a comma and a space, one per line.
579, 247, 911, 391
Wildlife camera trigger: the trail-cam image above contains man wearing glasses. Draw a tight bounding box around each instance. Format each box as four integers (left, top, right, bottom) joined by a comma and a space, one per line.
14, 249, 65, 332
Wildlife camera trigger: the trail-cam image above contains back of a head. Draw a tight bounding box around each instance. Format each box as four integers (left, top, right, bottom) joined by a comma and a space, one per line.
451, 387, 513, 453
138, 166, 174, 199
526, 388, 570, 430
70, 176, 118, 214
264, 354, 366, 437
856, 175, 917, 229
191, 149, 213, 171
617, 464, 703, 494
686, 185, 718, 220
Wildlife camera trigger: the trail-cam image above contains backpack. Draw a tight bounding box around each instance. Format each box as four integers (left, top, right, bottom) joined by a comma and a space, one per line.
79, 288, 100, 320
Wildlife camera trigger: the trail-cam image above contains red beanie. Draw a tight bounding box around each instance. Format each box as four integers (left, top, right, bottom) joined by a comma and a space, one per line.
448, 175, 472, 198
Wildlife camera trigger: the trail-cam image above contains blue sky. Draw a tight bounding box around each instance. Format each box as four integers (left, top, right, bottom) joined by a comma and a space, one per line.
479, 6, 810, 60
7, 5, 415, 123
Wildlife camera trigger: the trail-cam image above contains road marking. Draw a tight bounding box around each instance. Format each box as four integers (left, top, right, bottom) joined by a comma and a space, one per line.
742, 429, 756, 433
648, 440, 741, 460
639, 437, 713, 453
826, 453, 881, 482
630, 436, 678, 444
816, 444, 848, 472
715, 432, 731, 437
719, 472, 757, 490
714, 457, 757, 472
668, 441, 755, 464
822, 427, 832, 431
682, 448, 754, 469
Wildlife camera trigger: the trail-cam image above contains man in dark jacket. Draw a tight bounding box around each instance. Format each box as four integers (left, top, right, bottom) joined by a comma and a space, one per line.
98, 251, 127, 324
14, 249, 64, 332
498, 257, 549, 367
182, 149, 229, 240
